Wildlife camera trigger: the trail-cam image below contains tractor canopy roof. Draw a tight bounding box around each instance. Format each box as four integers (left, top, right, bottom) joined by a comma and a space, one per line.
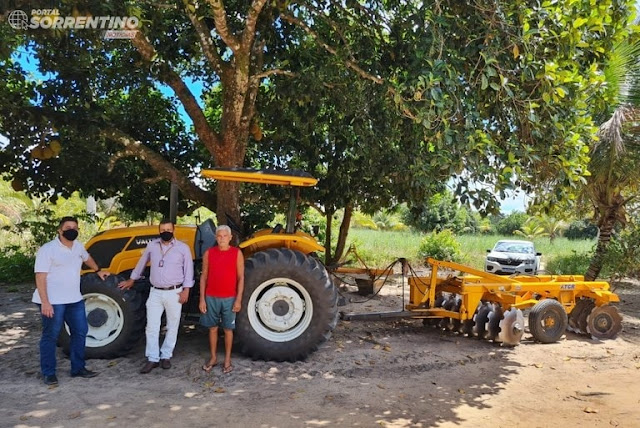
201, 167, 317, 187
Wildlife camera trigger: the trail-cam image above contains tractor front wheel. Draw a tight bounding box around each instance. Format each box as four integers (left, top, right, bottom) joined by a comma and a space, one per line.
58, 274, 146, 359
236, 249, 339, 362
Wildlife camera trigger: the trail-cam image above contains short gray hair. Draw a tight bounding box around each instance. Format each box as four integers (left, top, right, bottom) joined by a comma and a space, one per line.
216, 225, 232, 235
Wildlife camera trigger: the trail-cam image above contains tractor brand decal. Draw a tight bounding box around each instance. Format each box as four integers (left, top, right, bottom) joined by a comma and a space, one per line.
560, 284, 576, 290
127, 235, 159, 250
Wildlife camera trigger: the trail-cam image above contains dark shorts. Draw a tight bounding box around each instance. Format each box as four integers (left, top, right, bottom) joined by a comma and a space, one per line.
200, 296, 236, 330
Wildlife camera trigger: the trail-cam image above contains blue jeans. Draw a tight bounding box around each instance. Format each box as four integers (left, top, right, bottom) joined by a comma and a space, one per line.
39, 300, 88, 376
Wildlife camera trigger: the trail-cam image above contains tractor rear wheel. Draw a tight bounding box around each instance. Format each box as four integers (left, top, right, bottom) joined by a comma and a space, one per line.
58, 274, 146, 359
528, 299, 568, 343
237, 249, 339, 362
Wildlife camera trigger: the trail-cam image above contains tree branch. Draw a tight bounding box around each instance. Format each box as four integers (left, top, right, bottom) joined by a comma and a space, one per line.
206, 0, 241, 53
183, 0, 226, 77
131, 31, 220, 154
280, 12, 384, 85
102, 128, 216, 210
252, 68, 296, 81
242, 0, 270, 49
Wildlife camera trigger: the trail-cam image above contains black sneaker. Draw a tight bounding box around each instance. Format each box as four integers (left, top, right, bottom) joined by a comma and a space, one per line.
43, 375, 58, 385
71, 368, 98, 378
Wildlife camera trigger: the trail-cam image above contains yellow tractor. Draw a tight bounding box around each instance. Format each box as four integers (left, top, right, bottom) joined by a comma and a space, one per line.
59, 168, 338, 362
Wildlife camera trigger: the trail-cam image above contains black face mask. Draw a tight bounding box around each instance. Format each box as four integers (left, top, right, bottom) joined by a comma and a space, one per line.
62, 229, 79, 241
160, 231, 174, 242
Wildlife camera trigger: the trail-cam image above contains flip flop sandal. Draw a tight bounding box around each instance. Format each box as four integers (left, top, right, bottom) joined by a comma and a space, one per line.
202, 362, 217, 373
222, 364, 233, 374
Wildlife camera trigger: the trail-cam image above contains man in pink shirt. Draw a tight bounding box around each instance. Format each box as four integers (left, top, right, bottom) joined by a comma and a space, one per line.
118, 219, 194, 374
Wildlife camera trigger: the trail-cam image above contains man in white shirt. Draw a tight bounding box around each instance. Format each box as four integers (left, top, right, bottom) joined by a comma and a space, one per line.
33, 216, 110, 386
118, 218, 194, 374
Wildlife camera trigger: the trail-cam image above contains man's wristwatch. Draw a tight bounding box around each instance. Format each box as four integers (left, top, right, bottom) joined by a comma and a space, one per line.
94, 268, 101, 273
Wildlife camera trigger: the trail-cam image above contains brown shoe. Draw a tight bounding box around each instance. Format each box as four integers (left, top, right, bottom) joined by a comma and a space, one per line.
140, 360, 159, 374
160, 359, 171, 369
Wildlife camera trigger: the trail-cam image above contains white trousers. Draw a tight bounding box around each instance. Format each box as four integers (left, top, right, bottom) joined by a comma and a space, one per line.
145, 287, 183, 362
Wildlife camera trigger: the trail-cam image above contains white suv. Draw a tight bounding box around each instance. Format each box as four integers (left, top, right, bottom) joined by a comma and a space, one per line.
485, 240, 541, 275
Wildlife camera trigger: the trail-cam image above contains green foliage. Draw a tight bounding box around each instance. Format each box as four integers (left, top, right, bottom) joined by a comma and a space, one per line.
545, 250, 593, 276
405, 191, 478, 233
417, 230, 462, 263
565, 220, 599, 240
372, 210, 407, 231
347, 229, 424, 267
352, 211, 379, 230
0, 0, 636, 258
513, 222, 548, 240
0, 246, 35, 284
496, 212, 528, 235
602, 225, 640, 280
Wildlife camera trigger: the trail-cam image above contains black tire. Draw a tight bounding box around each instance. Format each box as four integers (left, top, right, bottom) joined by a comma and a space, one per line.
528, 299, 568, 343
59, 273, 146, 359
236, 249, 339, 362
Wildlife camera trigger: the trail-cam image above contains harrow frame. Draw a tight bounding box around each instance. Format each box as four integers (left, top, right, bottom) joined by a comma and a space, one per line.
340, 257, 622, 344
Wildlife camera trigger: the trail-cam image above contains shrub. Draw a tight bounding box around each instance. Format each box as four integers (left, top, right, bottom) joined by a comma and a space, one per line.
545, 250, 592, 275
496, 212, 528, 235
418, 230, 462, 263
564, 220, 599, 240
0, 246, 36, 284
602, 226, 640, 280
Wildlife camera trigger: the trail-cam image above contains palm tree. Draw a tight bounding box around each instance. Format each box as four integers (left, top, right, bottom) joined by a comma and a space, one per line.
584, 37, 640, 281
514, 218, 548, 240
535, 215, 567, 244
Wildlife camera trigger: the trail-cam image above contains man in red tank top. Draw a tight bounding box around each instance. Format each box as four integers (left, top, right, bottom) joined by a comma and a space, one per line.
199, 225, 244, 374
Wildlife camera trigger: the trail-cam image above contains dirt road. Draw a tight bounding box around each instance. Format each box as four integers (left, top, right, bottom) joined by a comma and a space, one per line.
1, 279, 639, 428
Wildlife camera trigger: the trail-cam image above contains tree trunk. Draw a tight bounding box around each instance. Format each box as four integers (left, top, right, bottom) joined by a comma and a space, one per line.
585, 207, 618, 281
328, 203, 353, 266
324, 208, 335, 265
213, 129, 247, 235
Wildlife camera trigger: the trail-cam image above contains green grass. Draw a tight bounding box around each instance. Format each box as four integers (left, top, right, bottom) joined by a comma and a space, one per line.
346, 228, 595, 271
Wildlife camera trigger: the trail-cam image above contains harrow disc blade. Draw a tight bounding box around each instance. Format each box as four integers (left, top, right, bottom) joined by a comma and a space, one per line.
586, 305, 623, 340
498, 308, 525, 346
485, 306, 504, 341
568, 299, 592, 334
449, 297, 463, 332
577, 299, 595, 334
472, 302, 492, 339
438, 295, 456, 330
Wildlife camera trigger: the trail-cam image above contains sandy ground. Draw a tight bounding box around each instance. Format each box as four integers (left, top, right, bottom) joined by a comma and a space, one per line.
1, 275, 639, 428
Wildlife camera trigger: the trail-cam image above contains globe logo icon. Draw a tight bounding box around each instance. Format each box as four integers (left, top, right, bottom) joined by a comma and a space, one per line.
8, 10, 29, 30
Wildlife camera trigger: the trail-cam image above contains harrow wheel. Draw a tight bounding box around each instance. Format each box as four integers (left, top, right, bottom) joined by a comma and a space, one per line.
485, 305, 504, 341
498, 308, 525, 346
528, 299, 568, 343
586, 305, 623, 339
568, 298, 592, 334
472, 302, 493, 339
